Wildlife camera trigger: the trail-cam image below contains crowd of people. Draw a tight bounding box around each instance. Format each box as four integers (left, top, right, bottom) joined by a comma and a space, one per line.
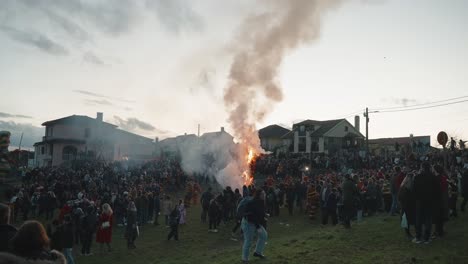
0, 145, 467, 263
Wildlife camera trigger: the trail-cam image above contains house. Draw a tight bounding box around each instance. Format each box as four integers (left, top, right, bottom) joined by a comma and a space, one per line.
155, 127, 235, 156
282, 117, 364, 154
34, 113, 155, 167
258, 125, 291, 152
369, 135, 431, 156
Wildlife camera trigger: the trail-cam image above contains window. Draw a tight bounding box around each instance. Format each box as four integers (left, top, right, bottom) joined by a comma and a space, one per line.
300, 126, 305, 132
49, 144, 53, 155
46, 126, 53, 136
345, 126, 349, 132
41, 147, 45, 155
298, 137, 306, 152
311, 142, 319, 152
62, 145, 78, 161
85, 128, 90, 138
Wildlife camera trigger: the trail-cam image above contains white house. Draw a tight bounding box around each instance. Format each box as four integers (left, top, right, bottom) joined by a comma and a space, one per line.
34, 113, 155, 167
282, 117, 364, 154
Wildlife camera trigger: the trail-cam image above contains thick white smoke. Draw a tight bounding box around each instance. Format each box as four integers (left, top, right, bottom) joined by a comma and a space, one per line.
221, 0, 344, 187
169, 0, 344, 189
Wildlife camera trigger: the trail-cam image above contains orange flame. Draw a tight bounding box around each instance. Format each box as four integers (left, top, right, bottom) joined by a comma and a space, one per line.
242, 148, 256, 186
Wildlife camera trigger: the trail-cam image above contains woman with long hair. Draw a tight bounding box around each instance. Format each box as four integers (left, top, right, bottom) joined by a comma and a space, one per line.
11, 220, 65, 263
96, 203, 113, 253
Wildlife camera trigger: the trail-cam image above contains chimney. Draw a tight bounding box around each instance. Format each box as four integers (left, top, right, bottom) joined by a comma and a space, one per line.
221, 127, 225, 132
155, 137, 159, 143
96, 112, 103, 122
354, 115, 360, 132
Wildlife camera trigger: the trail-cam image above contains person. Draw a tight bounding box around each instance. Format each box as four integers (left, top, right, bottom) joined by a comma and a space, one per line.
126, 201, 138, 249
153, 193, 161, 226
167, 206, 181, 241
208, 197, 221, 233
0, 203, 17, 252
241, 188, 268, 263
47, 220, 63, 252
80, 205, 97, 256
341, 174, 358, 228
320, 181, 331, 225
96, 203, 113, 253
11, 220, 66, 263
62, 215, 75, 264
390, 167, 405, 216
200, 187, 213, 223
433, 165, 449, 237
398, 172, 416, 239
412, 162, 438, 244
178, 200, 187, 225
162, 196, 173, 227
461, 168, 468, 212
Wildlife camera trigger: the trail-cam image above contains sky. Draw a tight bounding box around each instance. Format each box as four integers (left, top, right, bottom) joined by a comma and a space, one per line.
0, 0, 467, 149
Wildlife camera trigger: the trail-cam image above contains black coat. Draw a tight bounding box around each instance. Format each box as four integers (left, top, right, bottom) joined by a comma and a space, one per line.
126, 211, 138, 240
0, 224, 17, 252
413, 170, 439, 206
62, 223, 74, 248
246, 198, 266, 228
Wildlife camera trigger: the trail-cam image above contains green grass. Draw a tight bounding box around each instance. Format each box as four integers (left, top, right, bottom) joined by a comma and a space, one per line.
76, 205, 468, 264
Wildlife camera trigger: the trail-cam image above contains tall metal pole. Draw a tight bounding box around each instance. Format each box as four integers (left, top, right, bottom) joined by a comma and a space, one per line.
365, 107, 369, 154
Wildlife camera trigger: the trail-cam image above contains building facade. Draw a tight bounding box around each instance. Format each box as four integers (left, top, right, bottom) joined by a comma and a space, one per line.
258, 125, 291, 153
283, 118, 364, 154
34, 113, 155, 167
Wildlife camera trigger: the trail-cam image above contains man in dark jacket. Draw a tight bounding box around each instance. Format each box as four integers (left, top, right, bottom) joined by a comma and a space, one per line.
0, 203, 17, 252
412, 162, 439, 244
200, 187, 213, 223
80, 206, 97, 256
241, 189, 267, 262
62, 215, 75, 264
341, 174, 358, 228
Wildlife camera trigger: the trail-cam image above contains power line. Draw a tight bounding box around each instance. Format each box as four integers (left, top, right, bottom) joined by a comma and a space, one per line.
371, 95, 468, 111
374, 99, 468, 113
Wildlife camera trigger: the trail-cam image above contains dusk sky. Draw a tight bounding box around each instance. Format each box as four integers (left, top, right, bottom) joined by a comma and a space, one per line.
1, 0, 467, 149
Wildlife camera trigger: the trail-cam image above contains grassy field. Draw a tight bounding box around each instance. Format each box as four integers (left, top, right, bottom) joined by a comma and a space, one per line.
74, 204, 468, 264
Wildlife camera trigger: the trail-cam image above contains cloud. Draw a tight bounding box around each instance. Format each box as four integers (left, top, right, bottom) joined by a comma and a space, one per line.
83, 51, 104, 65
114, 116, 156, 132
73, 90, 135, 103
0, 112, 32, 119
0, 25, 68, 55
84, 99, 113, 106
44, 9, 88, 41
0, 121, 44, 149
17, 0, 139, 37
382, 97, 419, 107
146, 0, 203, 33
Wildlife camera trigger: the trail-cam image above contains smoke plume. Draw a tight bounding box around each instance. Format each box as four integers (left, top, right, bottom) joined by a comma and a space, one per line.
220, 0, 343, 187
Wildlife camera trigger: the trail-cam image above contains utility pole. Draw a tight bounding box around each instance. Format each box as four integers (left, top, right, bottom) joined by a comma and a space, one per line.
364, 107, 369, 155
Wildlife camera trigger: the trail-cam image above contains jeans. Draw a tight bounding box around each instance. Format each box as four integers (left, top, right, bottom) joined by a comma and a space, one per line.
241, 218, 267, 261
415, 202, 432, 241
63, 248, 75, 264
167, 224, 179, 241
390, 193, 399, 215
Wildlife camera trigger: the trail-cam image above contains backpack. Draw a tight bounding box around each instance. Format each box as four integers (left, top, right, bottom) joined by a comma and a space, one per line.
236, 197, 253, 219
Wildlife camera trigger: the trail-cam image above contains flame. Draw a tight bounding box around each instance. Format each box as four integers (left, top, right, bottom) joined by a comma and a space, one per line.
241, 147, 256, 186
